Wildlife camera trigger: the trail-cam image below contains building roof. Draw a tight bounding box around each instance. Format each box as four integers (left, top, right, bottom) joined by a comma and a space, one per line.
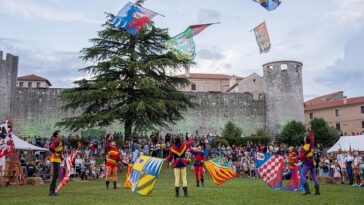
304, 96, 364, 111
17, 74, 52, 86
176, 73, 244, 80
304, 91, 343, 106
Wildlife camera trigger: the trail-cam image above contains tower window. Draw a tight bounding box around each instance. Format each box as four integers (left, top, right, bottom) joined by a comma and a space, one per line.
191, 84, 196, 91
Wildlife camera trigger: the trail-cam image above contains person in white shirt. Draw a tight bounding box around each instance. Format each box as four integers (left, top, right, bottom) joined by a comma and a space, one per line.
345, 152, 354, 185
336, 149, 346, 184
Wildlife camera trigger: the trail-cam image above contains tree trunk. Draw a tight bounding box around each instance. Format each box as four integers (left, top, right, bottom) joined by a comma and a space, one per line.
124, 118, 133, 141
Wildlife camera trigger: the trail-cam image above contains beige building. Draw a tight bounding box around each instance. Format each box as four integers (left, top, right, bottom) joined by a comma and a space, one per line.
16, 74, 52, 88
227, 73, 263, 100
304, 91, 364, 135
176, 69, 243, 92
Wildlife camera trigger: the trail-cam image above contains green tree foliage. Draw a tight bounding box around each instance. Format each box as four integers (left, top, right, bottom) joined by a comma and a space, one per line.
57, 10, 194, 139
310, 118, 340, 147
278, 120, 307, 146
221, 121, 243, 145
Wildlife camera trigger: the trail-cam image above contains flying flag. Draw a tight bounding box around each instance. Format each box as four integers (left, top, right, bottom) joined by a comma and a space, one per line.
124, 164, 133, 189
165, 23, 219, 60
56, 151, 77, 193
253, 0, 281, 11
204, 157, 237, 186
112, 2, 158, 35
253, 21, 271, 54
129, 156, 164, 196
255, 152, 284, 189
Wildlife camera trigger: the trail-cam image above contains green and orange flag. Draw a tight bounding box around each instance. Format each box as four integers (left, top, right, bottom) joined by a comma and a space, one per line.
204, 157, 237, 185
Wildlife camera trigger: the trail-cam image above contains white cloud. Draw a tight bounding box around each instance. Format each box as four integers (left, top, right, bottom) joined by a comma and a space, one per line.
0, 0, 101, 24
322, 0, 364, 25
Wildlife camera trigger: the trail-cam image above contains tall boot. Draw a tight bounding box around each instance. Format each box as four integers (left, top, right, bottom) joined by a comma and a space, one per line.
113, 181, 117, 189
314, 185, 320, 195
183, 187, 189, 197
106, 181, 110, 189
175, 187, 179, 197
303, 183, 311, 195
196, 180, 200, 187
201, 179, 204, 187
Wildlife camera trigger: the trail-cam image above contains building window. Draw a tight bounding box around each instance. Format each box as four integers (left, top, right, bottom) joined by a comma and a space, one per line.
28, 82, 32, 88
309, 112, 313, 120
191, 84, 196, 91
336, 123, 341, 130
361, 106, 364, 113
19, 82, 24, 87
335, 109, 340, 117
36, 82, 41, 88
362, 121, 364, 128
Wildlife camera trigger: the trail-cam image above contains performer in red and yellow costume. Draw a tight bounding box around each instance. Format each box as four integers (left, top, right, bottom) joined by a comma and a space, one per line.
189, 146, 206, 187
49, 130, 63, 196
287, 146, 300, 189
298, 123, 320, 195
105, 141, 121, 189
166, 136, 189, 197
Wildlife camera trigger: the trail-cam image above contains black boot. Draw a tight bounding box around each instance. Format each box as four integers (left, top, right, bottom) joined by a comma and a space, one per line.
314, 185, 320, 195
113, 181, 117, 189
303, 183, 311, 195
196, 180, 200, 187
183, 187, 189, 197
106, 181, 109, 189
201, 179, 204, 187
175, 187, 179, 197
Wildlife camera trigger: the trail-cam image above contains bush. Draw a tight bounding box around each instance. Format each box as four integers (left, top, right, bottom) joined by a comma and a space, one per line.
221, 121, 243, 138
278, 120, 307, 146
212, 138, 229, 147
311, 118, 340, 147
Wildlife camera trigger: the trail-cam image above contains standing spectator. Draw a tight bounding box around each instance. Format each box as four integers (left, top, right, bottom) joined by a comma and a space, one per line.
346, 151, 354, 185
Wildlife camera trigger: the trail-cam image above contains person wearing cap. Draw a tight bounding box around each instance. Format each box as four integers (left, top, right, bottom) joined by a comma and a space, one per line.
105, 141, 121, 189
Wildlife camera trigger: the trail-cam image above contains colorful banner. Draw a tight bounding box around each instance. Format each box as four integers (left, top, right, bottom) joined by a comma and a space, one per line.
129, 156, 164, 196
56, 151, 77, 193
124, 164, 133, 189
253, 0, 281, 11
204, 157, 237, 186
253, 21, 271, 54
112, 2, 158, 35
256, 152, 284, 189
285, 165, 304, 191
0, 121, 14, 158
165, 23, 218, 60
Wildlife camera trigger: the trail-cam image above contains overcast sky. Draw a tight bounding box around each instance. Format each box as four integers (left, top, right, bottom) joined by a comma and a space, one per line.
0, 0, 363, 99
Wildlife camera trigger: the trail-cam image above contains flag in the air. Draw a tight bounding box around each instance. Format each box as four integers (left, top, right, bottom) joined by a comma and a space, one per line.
255, 152, 284, 189
129, 156, 164, 196
112, 2, 158, 35
253, 0, 281, 11
124, 164, 133, 189
204, 157, 237, 186
165, 23, 218, 60
253, 21, 271, 54
56, 151, 77, 193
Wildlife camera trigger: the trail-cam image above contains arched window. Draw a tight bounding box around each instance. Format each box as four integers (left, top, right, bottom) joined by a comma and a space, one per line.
191, 83, 196, 91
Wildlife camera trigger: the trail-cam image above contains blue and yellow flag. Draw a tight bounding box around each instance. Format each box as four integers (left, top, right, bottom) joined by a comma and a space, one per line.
129, 156, 164, 196
253, 0, 281, 11
253, 21, 271, 54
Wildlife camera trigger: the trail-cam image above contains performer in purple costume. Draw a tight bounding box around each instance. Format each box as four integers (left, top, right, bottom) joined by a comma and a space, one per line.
298, 123, 320, 195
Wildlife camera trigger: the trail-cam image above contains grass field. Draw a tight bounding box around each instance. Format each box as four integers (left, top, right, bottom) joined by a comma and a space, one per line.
0, 167, 363, 205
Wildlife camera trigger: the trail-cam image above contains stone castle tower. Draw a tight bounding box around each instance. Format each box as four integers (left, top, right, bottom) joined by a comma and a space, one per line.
263, 60, 304, 136
0, 51, 18, 120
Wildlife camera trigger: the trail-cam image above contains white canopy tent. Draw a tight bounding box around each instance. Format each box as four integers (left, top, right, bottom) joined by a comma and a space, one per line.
11, 134, 48, 151
327, 135, 364, 153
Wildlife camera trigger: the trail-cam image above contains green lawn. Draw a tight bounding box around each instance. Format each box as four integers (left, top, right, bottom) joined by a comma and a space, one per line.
0, 167, 363, 205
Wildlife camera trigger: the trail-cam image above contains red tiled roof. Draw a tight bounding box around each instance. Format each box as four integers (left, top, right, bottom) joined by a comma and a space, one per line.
304, 91, 343, 106
17, 74, 52, 86
304, 96, 364, 111
176, 73, 244, 80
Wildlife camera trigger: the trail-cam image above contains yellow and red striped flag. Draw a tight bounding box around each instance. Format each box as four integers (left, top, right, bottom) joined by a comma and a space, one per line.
204, 157, 237, 186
